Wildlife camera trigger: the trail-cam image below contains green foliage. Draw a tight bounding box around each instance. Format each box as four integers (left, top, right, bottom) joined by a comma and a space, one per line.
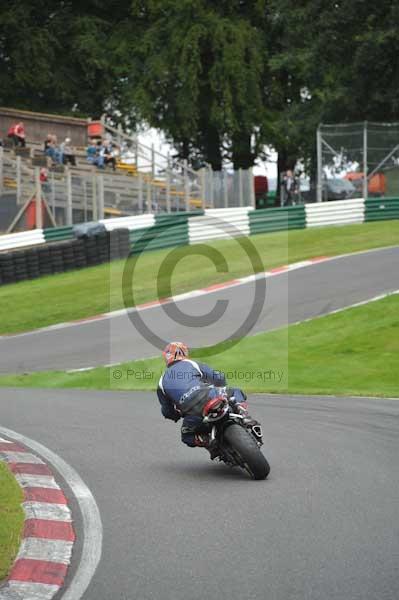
267, 0, 399, 172
1, 2, 398, 168
0, 1, 125, 115
2, 293, 398, 398
0, 462, 24, 581
0, 220, 398, 335
111, 0, 269, 168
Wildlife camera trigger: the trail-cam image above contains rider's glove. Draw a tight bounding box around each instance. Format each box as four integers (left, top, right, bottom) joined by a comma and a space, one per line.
172, 406, 182, 422
235, 402, 249, 415
164, 407, 181, 422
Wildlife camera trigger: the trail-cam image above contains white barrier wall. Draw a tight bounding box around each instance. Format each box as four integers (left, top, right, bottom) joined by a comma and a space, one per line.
305, 199, 365, 227
0, 200, 373, 254
189, 207, 253, 244
0, 229, 45, 251
99, 214, 155, 231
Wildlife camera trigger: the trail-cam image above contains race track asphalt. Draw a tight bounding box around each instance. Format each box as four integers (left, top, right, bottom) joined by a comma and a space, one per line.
1, 389, 398, 600
1, 246, 398, 374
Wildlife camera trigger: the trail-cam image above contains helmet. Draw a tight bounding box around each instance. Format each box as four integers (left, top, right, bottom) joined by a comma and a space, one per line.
162, 341, 189, 366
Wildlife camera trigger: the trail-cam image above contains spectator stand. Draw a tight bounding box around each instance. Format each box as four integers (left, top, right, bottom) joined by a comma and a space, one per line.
0, 110, 257, 232
0, 121, 208, 231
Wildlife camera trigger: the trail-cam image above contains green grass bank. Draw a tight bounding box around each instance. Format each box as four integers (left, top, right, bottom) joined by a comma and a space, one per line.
2, 293, 397, 398
0, 462, 24, 581
0, 221, 398, 335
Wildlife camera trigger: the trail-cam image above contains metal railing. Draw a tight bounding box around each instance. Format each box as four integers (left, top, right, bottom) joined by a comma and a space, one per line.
103, 122, 204, 212
1, 137, 255, 231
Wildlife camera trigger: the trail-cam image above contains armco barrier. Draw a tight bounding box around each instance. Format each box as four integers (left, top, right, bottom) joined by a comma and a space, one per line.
0, 229, 45, 252
43, 226, 74, 243
189, 207, 253, 244
100, 214, 155, 231
155, 210, 204, 226
2, 198, 399, 283
131, 221, 189, 254
249, 205, 305, 235
364, 198, 399, 222
204, 207, 253, 217
305, 198, 364, 227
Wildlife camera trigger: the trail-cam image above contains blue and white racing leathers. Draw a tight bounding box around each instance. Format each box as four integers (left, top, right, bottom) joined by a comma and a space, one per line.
157, 359, 246, 446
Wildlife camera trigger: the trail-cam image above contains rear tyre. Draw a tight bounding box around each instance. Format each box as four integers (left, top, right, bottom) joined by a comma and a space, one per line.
224, 424, 270, 480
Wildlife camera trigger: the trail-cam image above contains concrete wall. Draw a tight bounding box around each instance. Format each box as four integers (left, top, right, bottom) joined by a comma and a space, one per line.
0, 107, 90, 148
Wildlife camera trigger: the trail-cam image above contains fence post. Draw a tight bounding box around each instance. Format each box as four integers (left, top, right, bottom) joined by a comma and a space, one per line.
138, 172, 143, 213
249, 168, 255, 208
83, 179, 88, 222
363, 121, 368, 201
209, 165, 214, 208
66, 167, 73, 225
117, 123, 123, 148
223, 170, 228, 208
151, 143, 156, 210
135, 139, 139, 169
238, 168, 244, 206
34, 167, 43, 229
317, 124, 323, 202
0, 147, 3, 196
151, 144, 155, 180
92, 171, 97, 221
16, 156, 22, 204
200, 168, 206, 210
166, 153, 171, 213
51, 171, 56, 223
98, 173, 105, 220
183, 159, 190, 211
146, 178, 152, 213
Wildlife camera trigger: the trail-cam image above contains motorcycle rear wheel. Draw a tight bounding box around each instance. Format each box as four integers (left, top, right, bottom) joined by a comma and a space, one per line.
224, 424, 270, 480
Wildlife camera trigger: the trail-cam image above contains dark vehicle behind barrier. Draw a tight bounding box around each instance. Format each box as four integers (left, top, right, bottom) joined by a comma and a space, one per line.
324, 178, 357, 201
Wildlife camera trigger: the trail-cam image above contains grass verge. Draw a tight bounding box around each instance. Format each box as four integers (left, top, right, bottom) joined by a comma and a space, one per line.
0, 462, 24, 581
1, 294, 398, 398
0, 221, 398, 335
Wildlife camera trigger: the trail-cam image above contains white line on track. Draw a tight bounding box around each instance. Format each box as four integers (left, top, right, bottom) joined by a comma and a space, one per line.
289, 289, 399, 328
0, 426, 103, 600
50, 288, 399, 376
1, 244, 397, 340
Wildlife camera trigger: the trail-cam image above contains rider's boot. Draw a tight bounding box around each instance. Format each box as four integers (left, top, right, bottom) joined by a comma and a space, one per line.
194, 434, 219, 460
231, 403, 262, 441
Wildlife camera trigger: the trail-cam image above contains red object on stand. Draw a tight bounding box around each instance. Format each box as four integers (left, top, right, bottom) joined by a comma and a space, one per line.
26, 198, 45, 229
87, 121, 104, 138
254, 175, 269, 198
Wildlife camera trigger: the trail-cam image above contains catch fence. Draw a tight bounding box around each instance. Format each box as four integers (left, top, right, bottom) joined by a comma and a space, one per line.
317, 121, 399, 202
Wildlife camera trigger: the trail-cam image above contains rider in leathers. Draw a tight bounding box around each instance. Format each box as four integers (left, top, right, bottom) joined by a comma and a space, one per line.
157, 342, 257, 456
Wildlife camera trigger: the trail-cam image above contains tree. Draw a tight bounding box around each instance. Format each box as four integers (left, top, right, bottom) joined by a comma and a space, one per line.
111, 0, 270, 169
2, 0, 398, 179
267, 0, 399, 183
0, 1, 124, 116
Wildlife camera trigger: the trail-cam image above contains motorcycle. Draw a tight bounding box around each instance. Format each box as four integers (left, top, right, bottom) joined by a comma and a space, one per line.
201, 394, 270, 480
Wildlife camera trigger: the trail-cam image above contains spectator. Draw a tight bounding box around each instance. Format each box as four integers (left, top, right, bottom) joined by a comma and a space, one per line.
282, 170, 300, 206
39, 167, 48, 183
61, 137, 76, 166
44, 134, 63, 165
39, 167, 50, 193
86, 139, 104, 168
7, 121, 26, 147
120, 141, 136, 165
44, 133, 52, 153
102, 140, 117, 170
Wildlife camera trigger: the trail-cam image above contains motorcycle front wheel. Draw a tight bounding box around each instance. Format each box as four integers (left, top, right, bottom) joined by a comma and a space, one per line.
224, 423, 270, 480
